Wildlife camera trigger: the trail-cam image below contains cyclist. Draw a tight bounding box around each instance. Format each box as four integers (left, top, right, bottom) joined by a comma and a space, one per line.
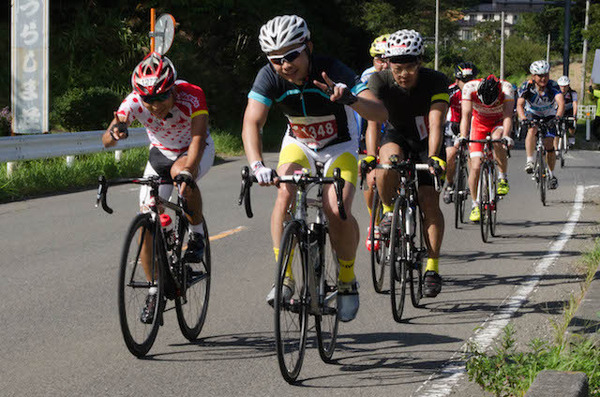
102, 52, 215, 323
459, 74, 514, 222
359, 33, 390, 252
516, 60, 564, 189
556, 76, 577, 148
588, 81, 600, 140
366, 29, 448, 298
442, 62, 479, 205
241, 15, 388, 322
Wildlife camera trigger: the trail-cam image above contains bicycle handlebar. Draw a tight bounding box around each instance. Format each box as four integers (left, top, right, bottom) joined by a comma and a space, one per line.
238, 166, 347, 220
464, 137, 511, 158
359, 157, 442, 192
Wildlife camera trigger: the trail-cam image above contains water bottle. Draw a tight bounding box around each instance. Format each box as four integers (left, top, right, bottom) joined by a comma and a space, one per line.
160, 214, 175, 250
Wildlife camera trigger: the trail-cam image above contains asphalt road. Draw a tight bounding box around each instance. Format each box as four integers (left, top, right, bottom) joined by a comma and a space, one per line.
1, 147, 599, 396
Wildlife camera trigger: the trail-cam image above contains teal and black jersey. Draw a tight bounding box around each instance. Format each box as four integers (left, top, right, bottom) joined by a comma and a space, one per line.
248, 55, 367, 150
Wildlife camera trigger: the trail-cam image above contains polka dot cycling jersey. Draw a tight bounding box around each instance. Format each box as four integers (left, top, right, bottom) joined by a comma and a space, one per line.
117, 80, 209, 153
462, 78, 514, 125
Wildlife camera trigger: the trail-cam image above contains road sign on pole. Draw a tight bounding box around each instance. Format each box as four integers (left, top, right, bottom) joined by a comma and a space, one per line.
11, 0, 49, 134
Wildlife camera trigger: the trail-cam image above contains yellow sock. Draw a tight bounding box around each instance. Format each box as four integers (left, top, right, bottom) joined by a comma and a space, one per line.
274, 247, 294, 280
338, 258, 355, 283
367, 205, 372, 217
382, 204, 394, 214
425, 258, 439, 273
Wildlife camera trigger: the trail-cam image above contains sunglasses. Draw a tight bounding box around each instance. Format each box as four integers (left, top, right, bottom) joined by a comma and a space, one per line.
267, 45, 306, 66
141, 90, 171, 104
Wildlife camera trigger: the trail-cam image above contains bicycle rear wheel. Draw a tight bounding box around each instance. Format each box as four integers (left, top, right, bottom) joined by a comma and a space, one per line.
409, 206, 424, 308
369, 188, 385, 293
479, 164, 490, 243
118, 213, 166, 358
390, 199, 408, 323
559, 136, 565, 168
489, 166, 498, 237
176, 221, 211, 341
315, 225, 339, 363
274, 221, 308, 384
454, 150, 468, 228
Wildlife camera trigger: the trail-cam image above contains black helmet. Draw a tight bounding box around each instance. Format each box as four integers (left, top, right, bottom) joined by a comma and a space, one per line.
454, 62, 478, 81
477, 75, 500, 105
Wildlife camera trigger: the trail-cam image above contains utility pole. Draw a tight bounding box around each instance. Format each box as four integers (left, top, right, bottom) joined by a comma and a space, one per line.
500, 12, 505, 80
564, 0, 571, 76
547, 33, 551, 64
581, 0, 590, 101
435, 0, 439, 70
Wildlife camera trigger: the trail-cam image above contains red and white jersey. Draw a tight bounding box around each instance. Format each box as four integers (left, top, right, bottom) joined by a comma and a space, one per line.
117, 80, 209, 153
447, 83, 462, 123
462, 79, 514, 125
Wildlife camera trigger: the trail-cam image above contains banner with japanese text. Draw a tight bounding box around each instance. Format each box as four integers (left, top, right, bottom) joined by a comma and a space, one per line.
11, 0, 49, 134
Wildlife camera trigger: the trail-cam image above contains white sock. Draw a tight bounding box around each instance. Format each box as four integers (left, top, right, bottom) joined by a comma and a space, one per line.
547, 169, 554, 178
498, 172, 506, 180
527, 156, 534, 163
148, 286, 158, 295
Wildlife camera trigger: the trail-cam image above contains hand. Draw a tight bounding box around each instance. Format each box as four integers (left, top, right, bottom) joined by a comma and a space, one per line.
251, 161, 274, 185
454, 136, 467, 148
313, 72, 358, 105
428, 155, 446, 176
174, 170, 197, 196
502, 136, 514, 148
110, 111, 129, 141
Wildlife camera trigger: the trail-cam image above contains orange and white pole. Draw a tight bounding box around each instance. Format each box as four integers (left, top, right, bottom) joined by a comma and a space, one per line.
150, 8, 156, 53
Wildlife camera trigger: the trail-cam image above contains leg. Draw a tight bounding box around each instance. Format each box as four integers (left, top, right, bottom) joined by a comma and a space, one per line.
544, 137, 556, 171
468, 155, 482, 203
376, 142, 404, 207
491, 128, 508, 175
272, 163, 302, 250
445, 145, 458, 186
419, 185, 444, 297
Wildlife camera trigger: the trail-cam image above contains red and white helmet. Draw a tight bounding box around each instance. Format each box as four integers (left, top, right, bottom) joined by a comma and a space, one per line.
258, 15, 310, 53
131, 52, 177, 96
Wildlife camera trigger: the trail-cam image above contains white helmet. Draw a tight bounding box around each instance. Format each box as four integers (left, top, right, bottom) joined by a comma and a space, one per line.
258, 15, 310, 53
530, 60, 550, 74
385, 29, 424, 58
557, 75, 570, 86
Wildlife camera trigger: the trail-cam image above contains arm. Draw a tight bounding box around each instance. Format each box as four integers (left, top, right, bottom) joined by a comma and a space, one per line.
428, 101, 448, 157
502, 100, 514, 138
555, 93, 565, 118
241, 98, 270, 165
365, 120, 381, 158
572, 98, 578, 119
516, 97, 526, 121
354, 89, 388, 123
460, 99, 473, 139
182, 114, 209, 177
102, 112, 129, 148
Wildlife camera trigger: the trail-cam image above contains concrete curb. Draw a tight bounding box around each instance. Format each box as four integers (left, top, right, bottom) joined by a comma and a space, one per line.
525, 370, 589, 397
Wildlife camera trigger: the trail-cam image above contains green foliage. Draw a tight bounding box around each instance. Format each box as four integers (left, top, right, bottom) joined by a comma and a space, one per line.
467, 325, 600, 397
51, 87, 121, 132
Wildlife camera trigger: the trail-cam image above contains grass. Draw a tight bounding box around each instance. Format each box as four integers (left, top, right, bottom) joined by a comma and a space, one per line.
465, 239, 600, 397
0, 128, 249, 203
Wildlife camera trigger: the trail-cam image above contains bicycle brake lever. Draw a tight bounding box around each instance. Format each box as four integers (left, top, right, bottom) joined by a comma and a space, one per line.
239, 166, 254, 218
96, 175, 114, 214
333, 168, 347, 221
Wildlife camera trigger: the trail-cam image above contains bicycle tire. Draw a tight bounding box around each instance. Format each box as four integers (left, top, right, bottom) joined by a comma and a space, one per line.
454, 151, 468, 229
369, 189, 385, 293
118, 213, 166, 358
315, 224, 339, 363
560, 137, 566, 168
274, 221, 308, 384
479, 163, 490, 243
537, 149, 547, 206
409, 205, 424, 308
176, 221, 211, 341
390, 198, 408, 323
489, 165, 498, 237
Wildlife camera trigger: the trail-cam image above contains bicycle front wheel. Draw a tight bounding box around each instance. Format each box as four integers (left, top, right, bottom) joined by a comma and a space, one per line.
390, 199, 408, 323
410, 207, 424, 308
274, 221, 308, 384
315, 226, 339, 363
489, 166, 498, 237
176, 221, 211, 341
369, 188, 385, 293
479, 164, 490, 243
537, 151, 546, 206
454, 151, 468, 229
118, 213, 166, 358
559, 137, 565, 168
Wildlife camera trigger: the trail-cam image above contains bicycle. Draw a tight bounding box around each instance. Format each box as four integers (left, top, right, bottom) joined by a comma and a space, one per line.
556, 116, 575, 168
361, 156, 440, 323
452, 140, 470, 229
524, 118, 556, 206
238, 164, 346, 384
96, 175, 211, 357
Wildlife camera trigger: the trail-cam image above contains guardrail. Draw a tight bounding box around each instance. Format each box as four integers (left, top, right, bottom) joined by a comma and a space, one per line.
0, 128, 148, 163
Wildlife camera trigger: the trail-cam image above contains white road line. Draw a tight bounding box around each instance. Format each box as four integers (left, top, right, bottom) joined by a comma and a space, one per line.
414, 185, 585, 397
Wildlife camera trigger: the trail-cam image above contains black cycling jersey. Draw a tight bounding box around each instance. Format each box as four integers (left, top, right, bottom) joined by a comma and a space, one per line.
248, 55, 367, 151
368, 67, 449, 153
562, 88, 578, 116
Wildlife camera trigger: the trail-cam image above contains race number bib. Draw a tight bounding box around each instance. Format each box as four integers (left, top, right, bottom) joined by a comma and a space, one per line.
415, 116, 429, 140
288, 115, 338, 150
